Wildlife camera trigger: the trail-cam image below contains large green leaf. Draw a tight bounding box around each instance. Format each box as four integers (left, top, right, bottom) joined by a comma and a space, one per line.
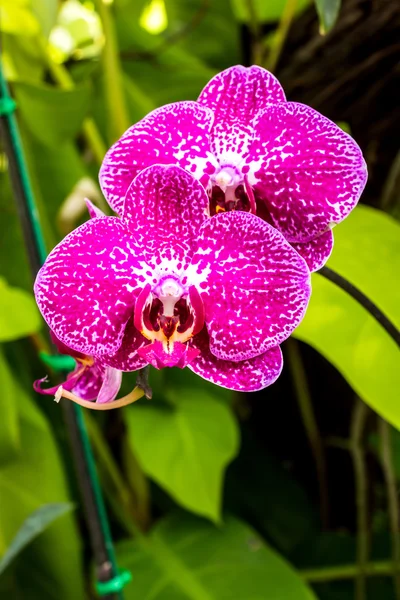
0, 503, 73, 576
293, 206, 400, 429
117, 512, 317, 599
14, 81, 92, 147
0, 350, 20, 465
125, 390, 239, 522
0, 364, 85, 599
0, 278, 41, 342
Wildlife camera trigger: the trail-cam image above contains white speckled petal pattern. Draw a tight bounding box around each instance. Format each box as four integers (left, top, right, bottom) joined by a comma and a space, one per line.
250, 102, 367, 242
197, 65, 286, 127
190, 211, 311, 361
188, 328, 283, 391
291, 229, 334, 272
198, 65, 286, 170
34, 217, 151, 357
99, 102, 217, 215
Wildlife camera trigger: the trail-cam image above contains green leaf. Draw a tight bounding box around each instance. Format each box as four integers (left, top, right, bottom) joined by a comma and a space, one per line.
0, 278, 41, 342
0, 368, 85, 598
230, 0, 310, 23
0, 349, 20, 465
125, 390, 239, 522
0, 503, 73, 576
117, 512, 317, 599
14, 81, 92, 147
31, 0, 58, 38
314, 0, 341, 34
293, 205, 400, 429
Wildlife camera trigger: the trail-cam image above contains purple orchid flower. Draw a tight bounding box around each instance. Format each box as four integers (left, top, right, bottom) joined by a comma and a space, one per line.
34, 165, 311, 392
34, 331, 123, 403
99, 65, 367, 272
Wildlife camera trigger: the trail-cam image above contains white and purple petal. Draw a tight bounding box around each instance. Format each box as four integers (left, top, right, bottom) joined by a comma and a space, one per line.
189, 211, 311, 362
249, 102, 367, 242
188, 328, 283, 391
198, 65, 286, 128
34, 217, 151, 357
291, 229, 334, 272
99, 102, 217, 215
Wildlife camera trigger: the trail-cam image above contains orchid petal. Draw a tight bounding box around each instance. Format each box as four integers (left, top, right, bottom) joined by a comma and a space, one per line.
124, 165, 209, 259
96, 365, 122, 404
33, 369, 81, 396
99, 102, 217, 215
85, 198, 106, 219
138, 340, 199, 369
103, 317, 148, 371
198, 66, 285, 169
34, 217, 150, 357
72, 362, 105, 401
198, 65, 286, 128
188, 328, 283, 391
291, 229, 334, 272
250, 102, 367, 242
190, 211, 311, 361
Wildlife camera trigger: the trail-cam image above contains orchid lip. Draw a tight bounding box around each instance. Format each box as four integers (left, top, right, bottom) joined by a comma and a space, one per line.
212, 164, 242, 192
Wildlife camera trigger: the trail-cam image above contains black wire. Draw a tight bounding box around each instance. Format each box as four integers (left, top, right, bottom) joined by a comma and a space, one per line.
319, 266, 400, 348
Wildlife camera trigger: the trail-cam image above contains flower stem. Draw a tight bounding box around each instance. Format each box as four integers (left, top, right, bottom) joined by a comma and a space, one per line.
55, 385, 145, 410
350, 398, 370, 600
285, 339, 329, 528
300, 560, 400, 582
379, 418, 400, 599
319, 266, 400, 348
94, 0, 130, 142
266, 0, 297, 72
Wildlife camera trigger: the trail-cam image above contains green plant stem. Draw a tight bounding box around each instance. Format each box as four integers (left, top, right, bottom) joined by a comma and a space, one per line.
379, 418, 400, 599
350, 398, 370, 600
94, 0, 130, 142
286, 339, 329, 528
85, 413, 150, 532
266, 0, 297, 72
246, 0, 263, 65
40, 43, 107, 165
301, 560, 400, 583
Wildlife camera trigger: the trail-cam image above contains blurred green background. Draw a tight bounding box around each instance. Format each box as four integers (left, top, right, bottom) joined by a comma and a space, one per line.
0, 0, 399, 598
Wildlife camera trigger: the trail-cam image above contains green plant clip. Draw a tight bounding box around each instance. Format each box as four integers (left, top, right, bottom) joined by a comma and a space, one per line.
0, 97, 17, 116
39, 351, 76, 372
95, 569, 132, 596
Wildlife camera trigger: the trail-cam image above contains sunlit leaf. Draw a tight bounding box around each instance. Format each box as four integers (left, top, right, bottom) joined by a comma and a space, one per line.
0, 503, 73, 576
139, 0, 168, 35
0, 279, 41, 342
0, 0, 40, 36
293, 205, 400, 429
117, 512, 317, 599
314, 0, 341, 34
125, 390, 239, 522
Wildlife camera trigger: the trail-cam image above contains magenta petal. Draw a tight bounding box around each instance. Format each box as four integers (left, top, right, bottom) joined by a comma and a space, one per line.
85, 198, 106, 219
34, 217, 149, 357
124, 165, 209, 257
96, 365, 122, 404
72, 362, 105, 401
198, 65, 286, 127
33, 369, 81, 396
188, 328, 283, 391
99, 102, 217, 215
137, 340, 199, 369
291, 229, 334, 272
250, 102, 367, 242
190, 212, 311, 361
103, 317, 148, 371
